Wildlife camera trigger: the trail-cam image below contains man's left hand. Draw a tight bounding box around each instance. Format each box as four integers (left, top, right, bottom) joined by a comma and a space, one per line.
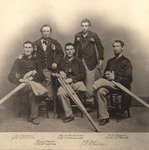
105, 71, 115, 81
51, 63, 57, 69
51, 44, 56, 50
98, 60, 103, 70
65, 78, 73, 84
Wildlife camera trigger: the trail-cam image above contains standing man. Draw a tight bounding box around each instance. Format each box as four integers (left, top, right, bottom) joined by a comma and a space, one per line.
74, 18, 104, 104
57, 43, 87, 123
34, 24, 64, 100
93, 40, 133, 125
8, 41, 46, 125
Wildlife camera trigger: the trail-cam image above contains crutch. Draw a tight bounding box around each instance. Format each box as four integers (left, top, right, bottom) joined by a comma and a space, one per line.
112, 81, 149, 109
57, 75, 100, 132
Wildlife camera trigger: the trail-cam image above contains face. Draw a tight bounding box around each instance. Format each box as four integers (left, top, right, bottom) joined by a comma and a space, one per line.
81, 22, 90, 34
113, 42, 123, 56
23, 43, 33, 56
41, 26, 51, 39
65, 45, 75, 58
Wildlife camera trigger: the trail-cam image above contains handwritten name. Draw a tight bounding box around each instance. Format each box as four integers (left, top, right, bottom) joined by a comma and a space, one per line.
12, 134, 35, 140
106, 134, 128, 139
57, 134, 83, 139
34, 140, 56, 145
81, 140, 103, 146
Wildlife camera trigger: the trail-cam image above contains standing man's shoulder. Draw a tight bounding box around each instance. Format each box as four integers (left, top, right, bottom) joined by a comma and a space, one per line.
75, 31, 82, 37
34, 38, 41, 45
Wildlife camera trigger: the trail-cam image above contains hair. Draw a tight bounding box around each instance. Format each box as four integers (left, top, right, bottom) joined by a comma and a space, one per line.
81, 18, 91, 27
65, 42, 75, 50
112, 40, 124, 47
23, 41, 33, 47
40, 24, 52, 33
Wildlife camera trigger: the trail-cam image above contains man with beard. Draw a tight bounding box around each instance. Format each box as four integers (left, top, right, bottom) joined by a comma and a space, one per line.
34, 24, 64, 100
92, 40, 133, 125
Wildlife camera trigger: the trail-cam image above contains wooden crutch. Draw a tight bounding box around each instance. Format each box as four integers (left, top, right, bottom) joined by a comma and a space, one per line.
112, 81, 149, 109
57, 75, 101, 132
0, 76, 33, 105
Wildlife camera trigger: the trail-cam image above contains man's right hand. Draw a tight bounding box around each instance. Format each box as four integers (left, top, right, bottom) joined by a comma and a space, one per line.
60, 71, 66, 79
19, 78, 31, 83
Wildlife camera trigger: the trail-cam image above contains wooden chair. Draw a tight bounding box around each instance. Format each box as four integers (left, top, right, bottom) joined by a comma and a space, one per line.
97, 91, 131, 122
18, 92, 49, 121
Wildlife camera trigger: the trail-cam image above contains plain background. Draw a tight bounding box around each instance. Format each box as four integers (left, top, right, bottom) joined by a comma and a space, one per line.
0, 0, 149, 100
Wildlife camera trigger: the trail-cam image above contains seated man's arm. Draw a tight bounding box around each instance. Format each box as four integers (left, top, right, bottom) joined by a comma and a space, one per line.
8, 59, 21, 85
114, 60, 133, 85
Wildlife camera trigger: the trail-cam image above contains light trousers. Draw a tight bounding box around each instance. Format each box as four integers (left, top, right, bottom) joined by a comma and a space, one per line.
57, 82, 87, 118
94, 78, 119, 119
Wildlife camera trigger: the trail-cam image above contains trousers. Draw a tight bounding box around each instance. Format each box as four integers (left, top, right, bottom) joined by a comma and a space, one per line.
93, 78, 119, 119
20, 83, 39, 119
57, 82, 87, 118
43, 68, 53, 99
82, 58, 96, 98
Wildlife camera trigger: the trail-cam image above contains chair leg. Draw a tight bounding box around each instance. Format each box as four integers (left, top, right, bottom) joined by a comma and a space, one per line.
115, 96, 119, 122
127, 109, 131, 118
18, 95, 21, 118
97, 105, 99, 118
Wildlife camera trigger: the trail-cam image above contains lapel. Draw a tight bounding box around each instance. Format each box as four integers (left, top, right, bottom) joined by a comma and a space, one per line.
46, 38, 52, 50
36, 38, 44, 51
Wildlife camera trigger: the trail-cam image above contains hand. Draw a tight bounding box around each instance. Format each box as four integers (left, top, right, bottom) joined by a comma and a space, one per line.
19, 78, 31, 83
34, 45, 37, 51
52, 73, 60, 77
51, 63, 57, 69
60, 71, 66, 79
90, 38, 95, 42
77, 37, 80, 42
92, 83, 97, 90
51, 44, 56, 50
98, 60, 103, 70
23, 71, 33, 79
65, 78, 73, 84
105, 71, 115, 81
31, 70, 37, 76
18, 54, 23, 59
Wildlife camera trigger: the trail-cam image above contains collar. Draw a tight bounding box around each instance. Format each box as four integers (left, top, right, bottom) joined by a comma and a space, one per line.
114, 55, 123, 61
81, 31, 90, 38
22, 54, 33, 60
65, 56, 75, 62
41, 38, 49, 44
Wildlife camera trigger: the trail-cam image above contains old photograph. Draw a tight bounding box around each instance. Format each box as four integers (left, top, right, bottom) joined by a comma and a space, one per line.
0, 0, 149, 149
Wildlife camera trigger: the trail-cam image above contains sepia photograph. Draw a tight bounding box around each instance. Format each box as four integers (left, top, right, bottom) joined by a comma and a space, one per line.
0, 0, 149, 149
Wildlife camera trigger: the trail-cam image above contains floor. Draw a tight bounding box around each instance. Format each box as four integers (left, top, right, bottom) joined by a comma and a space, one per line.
0, 95, 149, 132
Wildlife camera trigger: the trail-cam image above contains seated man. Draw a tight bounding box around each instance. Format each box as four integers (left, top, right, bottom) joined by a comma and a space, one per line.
57, 43, 87, 123
93, 40, 133, 125
8, 41, 45, 125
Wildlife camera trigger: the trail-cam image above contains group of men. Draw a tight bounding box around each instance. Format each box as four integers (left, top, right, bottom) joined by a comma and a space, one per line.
8, 18, 133, 126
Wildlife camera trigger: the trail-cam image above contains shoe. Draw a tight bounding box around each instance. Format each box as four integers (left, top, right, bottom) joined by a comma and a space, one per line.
30, 117, 40, 125
63, 115, 74, 123
99, 118, 109, 125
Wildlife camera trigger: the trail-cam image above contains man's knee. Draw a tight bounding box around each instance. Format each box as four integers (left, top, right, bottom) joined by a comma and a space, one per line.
57, 87, 67, 96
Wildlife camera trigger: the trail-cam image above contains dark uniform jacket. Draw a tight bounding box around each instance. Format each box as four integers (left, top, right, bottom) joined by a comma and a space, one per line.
34, 38, 64, 70
104, 55, 133, 111
57, 57, 86, 83
8, 55, 45, 85
74, 31, 104, 71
